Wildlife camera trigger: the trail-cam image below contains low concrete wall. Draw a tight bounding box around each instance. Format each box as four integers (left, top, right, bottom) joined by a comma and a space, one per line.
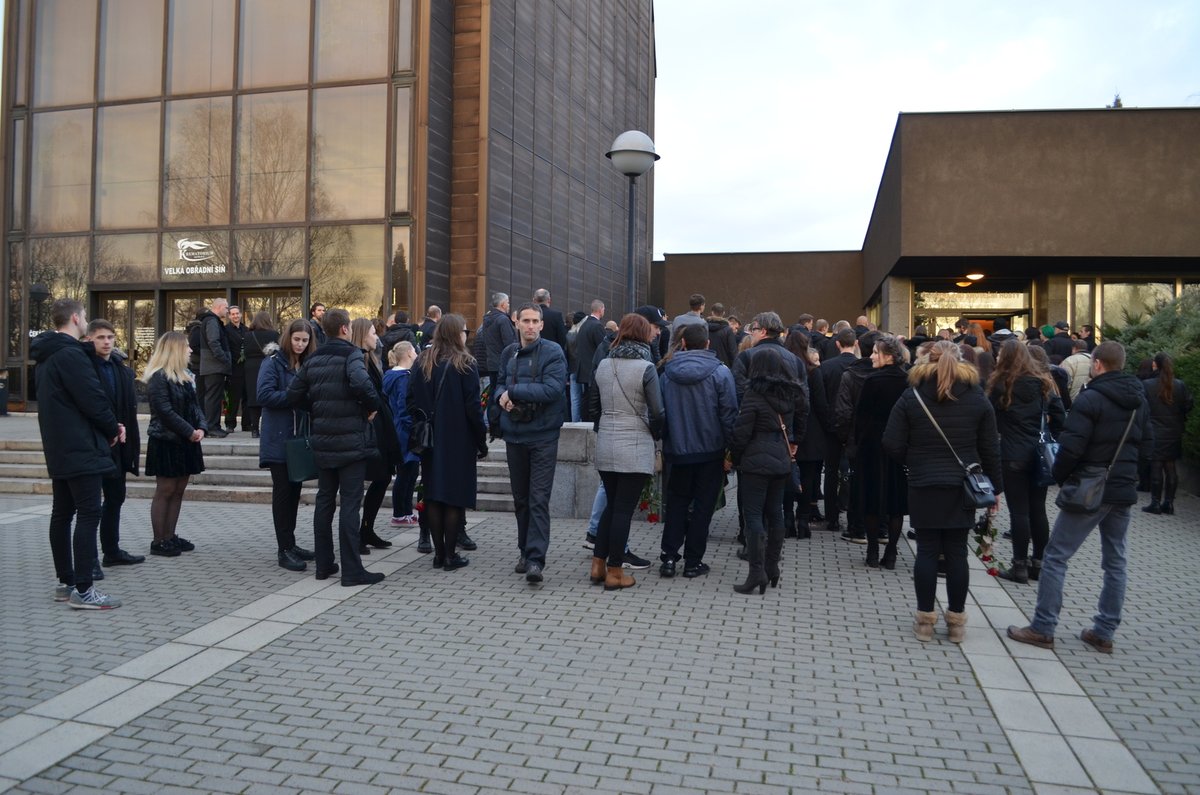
549, 422, 602, 519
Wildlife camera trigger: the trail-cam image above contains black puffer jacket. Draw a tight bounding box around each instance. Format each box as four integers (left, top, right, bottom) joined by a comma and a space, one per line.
730, 376, 806, 477
30, 331, 120, 480
286, 338, 381, 468
147, 370, 207, 443
1053, 371, 1153, 505
380, 322, 419, 354
1141, 376, 1193, 460
882, 360, 1002, 492
705, 317, 739, 369
989, 375, 1066, 470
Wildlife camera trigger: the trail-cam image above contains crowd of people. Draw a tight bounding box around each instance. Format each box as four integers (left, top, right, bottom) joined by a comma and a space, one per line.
32, 293, 1191, 654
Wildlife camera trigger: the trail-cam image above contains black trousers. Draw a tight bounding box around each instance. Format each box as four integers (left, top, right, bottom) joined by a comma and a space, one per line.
822, 435, 846, 523
1003, 464, 1049, 562
99, 474, 126, 555
269, 463, 303, 552
313, 460, 367, 577
914, 527, 970, 612
243, 405, 262, 433
198, 373, 226, 432
506, 438, 559, 565
49, 475, 103, 592
224, 367, 244, 429
597, 471, 645, 568
392, 460, 419, 516
362, 477, 390, 530
660, 459, 724, 565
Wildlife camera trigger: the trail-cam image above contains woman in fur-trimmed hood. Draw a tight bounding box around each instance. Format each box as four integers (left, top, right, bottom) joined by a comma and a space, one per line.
883, 340, 1002, 643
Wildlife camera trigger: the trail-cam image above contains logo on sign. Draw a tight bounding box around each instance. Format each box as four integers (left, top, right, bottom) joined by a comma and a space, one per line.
177, 238, 214, 262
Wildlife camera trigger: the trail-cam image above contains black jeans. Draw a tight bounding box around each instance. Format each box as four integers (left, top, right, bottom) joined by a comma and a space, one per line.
243, 405, 262, 433
597, 471, 646, 568
313, 459, 367, 577
822, 437, 846, 523
49, 475, 103, 592
392, 460, 419, 516
914, 526, 970, 612
198, 373, 226, 432
661, 459, 724, 565
1003, 464, 1049, 562
506, 438, 559, 565
224, 367, 244, 429
99, 474, 126, 555
799, 460, 822, 515
739, 472, 785, 544
268, 463, 303, 552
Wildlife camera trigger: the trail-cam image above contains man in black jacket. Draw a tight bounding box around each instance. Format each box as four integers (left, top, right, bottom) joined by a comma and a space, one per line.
817, 329, 859, 531
480, 292, 516, 391
833, 330, 881, 544
224, 305, 246, 432
196, 298, 231, 438
533, 289, 570, 412
1008, 342, 1154, 654
380, 309, 419, 353
85, 319, 144, 578
308, 302, 328, 347
1043, 320, 1075, 362
574, 300, 607, 413
31, 299, 122, 609
418, 305, 441, 348
287, 308, 384, 588
705, 302, 739, 368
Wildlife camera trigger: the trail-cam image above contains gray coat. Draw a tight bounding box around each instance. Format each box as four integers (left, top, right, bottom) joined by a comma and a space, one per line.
592, 342, 665, 475
197, 310, 232, 376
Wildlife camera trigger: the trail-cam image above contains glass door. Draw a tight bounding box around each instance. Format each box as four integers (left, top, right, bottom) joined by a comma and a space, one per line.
97, 293, 157, 381
235, 288, 303, 332
167, 291, 224, 331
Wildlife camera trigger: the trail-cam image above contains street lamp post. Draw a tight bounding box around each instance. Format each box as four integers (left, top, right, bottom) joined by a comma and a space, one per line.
606, 131, 659, 312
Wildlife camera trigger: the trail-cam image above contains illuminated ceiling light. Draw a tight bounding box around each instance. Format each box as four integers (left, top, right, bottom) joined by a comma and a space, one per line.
955, 281, 973, 287
965, 273, 985, 281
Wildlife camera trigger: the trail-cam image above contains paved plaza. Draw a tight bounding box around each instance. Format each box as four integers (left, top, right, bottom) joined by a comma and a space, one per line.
0, 431, 1197, 793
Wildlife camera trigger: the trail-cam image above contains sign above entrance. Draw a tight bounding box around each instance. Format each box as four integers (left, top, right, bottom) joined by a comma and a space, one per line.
162, 232, 230, 280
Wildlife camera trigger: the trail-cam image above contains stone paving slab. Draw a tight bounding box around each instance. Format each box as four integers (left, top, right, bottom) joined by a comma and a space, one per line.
0, 465, 1195, 793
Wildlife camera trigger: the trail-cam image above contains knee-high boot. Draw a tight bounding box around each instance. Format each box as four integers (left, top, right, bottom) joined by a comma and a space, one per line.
764, 525, 785, 588
734, 528, 768, 595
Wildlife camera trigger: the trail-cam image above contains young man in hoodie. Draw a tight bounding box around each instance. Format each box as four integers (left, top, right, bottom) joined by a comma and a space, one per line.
705, 302, 739, 368
658, 324, 738, 577
31, 299, 122, 609
1008, 342, 1154, 654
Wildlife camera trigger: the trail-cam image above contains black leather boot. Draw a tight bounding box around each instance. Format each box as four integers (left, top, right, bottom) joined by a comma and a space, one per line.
998, 559, 1029, 584
734, 529, 768, 595
764, 526, 785, 588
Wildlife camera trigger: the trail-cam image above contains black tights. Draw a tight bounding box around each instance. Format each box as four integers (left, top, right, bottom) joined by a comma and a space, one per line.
914, 526, 969, 613
866, 514, 903, 552
597, 471, 645, 568
362, 479, 389, 530
1150, 459, 1179, 503
424, 500, 463, 561
151, 476, 190, 542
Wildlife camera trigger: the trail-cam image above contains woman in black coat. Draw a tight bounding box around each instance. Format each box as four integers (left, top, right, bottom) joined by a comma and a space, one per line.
853, 334, 910, 570
351, 318, 402, 553
142, 331, 206, 557
784, 331, 827, 538
1142, 352, 1194, 515
408, 314, 488, 569
987, 340, 1066, 584
883, 340, 1001, 643
242, 311, 280, 437
729, 347, 806, 595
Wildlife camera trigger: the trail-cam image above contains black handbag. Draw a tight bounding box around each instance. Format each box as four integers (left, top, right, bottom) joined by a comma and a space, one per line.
284, 411, 318, 483
409, 360, 449, 457
913, 389, 997, 509
1033, 402, 1059, 488
1055, 411, 1136, 513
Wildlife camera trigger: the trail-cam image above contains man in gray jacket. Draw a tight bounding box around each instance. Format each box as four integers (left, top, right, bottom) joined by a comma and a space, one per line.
495, 303, 567, 584
196, 297, 232, 438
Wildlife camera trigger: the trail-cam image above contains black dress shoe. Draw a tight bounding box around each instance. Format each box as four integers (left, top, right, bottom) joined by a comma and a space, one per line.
277, 549, 307, 571
92, 560, 105, 580
362, 529, 392, 549
659, 560, 676, 578
314, 563, 340, 580
457, 531, 477, 551
103, 549, 145, 566
291, 545, 315, 561
683, 562, 711, 578
525, 561, 543, 583
173, 536, 195, 551
150, 540, 181, 557
341, 571, 385, 587
443, 554, 469, 570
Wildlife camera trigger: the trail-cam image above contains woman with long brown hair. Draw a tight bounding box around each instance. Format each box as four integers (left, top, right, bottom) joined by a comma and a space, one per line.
987, 339, 1066, 583
142, 331, 206, 557
1141, 352, 1194, 514
409, 314, 488, 569
854, 334, 910, 569
883, 340, 1001, 642
351, 317, 401, 552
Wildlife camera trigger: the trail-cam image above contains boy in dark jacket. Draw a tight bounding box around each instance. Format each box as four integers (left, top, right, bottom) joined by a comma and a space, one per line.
1009, 342, 1153, 654
32, 299, 122, 609
85, 319, 144, 577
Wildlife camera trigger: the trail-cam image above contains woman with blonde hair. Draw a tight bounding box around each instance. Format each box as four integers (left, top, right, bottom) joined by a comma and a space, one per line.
142, 331, 206, 556
351, 317, 402, 552
383, 341, 422, 528
408, 314, 488, 569
883, 340, 1001, 642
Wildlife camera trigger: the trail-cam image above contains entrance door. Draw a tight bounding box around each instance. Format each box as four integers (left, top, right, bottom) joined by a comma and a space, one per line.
236, 288, 303, 332
167, 291, 224, 332
96, 292, 156, 381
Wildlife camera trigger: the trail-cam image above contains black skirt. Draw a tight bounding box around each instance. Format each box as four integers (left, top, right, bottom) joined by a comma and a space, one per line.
146, 437, 206, 478
907, 484, 975, 529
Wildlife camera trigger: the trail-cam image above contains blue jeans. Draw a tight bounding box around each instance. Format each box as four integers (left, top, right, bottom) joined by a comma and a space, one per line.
587, 482, 606, 535
569, 376, 583, 423
1031, 503, 1130, 641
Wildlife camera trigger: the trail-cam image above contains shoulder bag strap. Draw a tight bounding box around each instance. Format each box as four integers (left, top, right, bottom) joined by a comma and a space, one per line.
1106, 410, 1137, 473
610, 358, 651, 431
913, 388, 970, 471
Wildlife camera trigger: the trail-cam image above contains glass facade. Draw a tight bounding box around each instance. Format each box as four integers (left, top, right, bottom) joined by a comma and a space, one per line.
4, 0, 416, 402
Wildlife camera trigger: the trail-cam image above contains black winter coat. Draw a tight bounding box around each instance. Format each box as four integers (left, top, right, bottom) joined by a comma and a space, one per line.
365, 357, 402, 480
882, 360, 1002, 493
834, 357, 874, 449
989, 375, 1066, 470
86, 346, 141, 476
705, 317, 739, 369
855, 364, 910, 516
539, 306, 570, 369
286, 338, 381, 469
31, 331, 120, 480
480, 308, 517, 373
147, 371, 207, 443
1053, 371, 1153, 505
409, 356, 487, 508
732, 337, 810, 444
381, 322, 419, 354
797, 365, 832, 461
730, 376, 806, 477
1044, 332, 1075, 361
1141, 376, 1193, 460
242, 330, 280, 409
574, 315, 607, 384
818, 352, 856, 412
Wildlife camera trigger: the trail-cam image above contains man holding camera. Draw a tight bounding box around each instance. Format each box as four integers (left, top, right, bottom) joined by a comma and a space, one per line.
495, 303, 567, 584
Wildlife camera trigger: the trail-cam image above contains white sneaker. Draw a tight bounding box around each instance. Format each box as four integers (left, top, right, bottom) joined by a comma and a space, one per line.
54, 584, 71, 602
67, 586, 121, 610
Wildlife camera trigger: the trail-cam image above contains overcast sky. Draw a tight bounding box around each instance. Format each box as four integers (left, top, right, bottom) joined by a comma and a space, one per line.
650, 0, 1200, 258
